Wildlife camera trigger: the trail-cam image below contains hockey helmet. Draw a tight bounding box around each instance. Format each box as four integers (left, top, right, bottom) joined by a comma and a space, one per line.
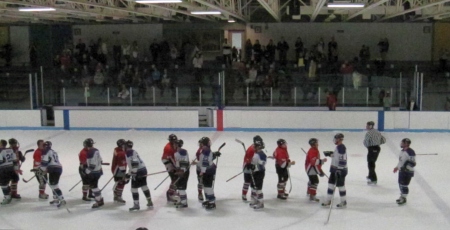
168, 134, 178, 143
126, 140, 134, 148
309, 138, 318, 146
277, 139, 287, 146
199, 137, 211, 146
116, 139, 126, 147
83, 138, 94, 148
253, 135, 263, 143
44, 141, 52, 149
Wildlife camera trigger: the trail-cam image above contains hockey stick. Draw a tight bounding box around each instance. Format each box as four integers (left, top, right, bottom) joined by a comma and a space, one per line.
226, 171, 244, 182
417, 153, 438, 155
154, 175, 170, 190
287, 168, 292, 194
324, 173, 337, 225
212, 142, 226, 190
101, 162, 111, 165
100, 176, 114, 192
69, 180, 83, 192
23, 149, 34, 158
42, 176, 71, 213
142, 170, 169, 177
301, 148, 329, 178
235, 139, 246, 152
22, 175, 36, 183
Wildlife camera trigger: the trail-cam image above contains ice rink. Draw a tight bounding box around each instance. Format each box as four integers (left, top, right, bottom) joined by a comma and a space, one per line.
0, 129, 449, 230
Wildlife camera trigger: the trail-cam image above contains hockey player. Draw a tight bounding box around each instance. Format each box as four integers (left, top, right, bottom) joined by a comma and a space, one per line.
111, 139, 127, 204
246, 140, 266, 209
242, 135, 263, 201
199, 137, 221, 210
79, 140, 94, 201
364, 121, 386, 185
84, 138, 104, 208
393, 138, 416, 205
40, 141, 66, 208
0, 139, 17, 205
125, 140, 153, 211
8, 138, 25, 199
305, 138, 327, 202
161, 134, 178, 202
194, 138, 204, 201
273, 139, 295, 200
33, 139, 49, 199
173, 139, 190, 208
322, 133, 348, 208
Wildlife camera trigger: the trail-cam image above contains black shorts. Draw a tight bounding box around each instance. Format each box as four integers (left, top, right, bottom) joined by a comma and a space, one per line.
202, 173, 215, 188
131, 176, 148, 188
169, 171, 176, 183
308, 175, 319, 185
114, 170, 126, 182
48, 172, 61, 186
367, 146, 380, 162
0, 168, 16, 186
328, 171, 347, 187
251, 171, 265, 190
79, 167, 90, 185
10, 171, 19, 183
244, 173, 252, 183
88, 173, 101, 189
176, 171, 190, 190
399, 171, 413, 186
275, 165, 289, 183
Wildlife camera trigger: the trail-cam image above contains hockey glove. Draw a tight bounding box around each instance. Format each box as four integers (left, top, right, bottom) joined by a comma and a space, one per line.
124, 173, 131, 184
175, 169, 185, 177
213, 151, 221, 158
18, 151, 25, 162
245, 163, 255, 171
323, 151, 333, 157
85, 168, 91, 175
319, 170, 325, 177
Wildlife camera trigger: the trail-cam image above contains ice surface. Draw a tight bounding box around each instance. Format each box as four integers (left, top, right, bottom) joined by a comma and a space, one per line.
0, 130, 449, 230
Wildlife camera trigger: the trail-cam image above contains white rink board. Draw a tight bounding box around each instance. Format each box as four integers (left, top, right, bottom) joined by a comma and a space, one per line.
0, 110, 41, 127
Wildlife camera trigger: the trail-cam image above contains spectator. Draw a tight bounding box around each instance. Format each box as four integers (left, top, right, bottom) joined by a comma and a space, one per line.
222, 38, 232, 66
253, 40, 262, 64
340, 61, 354, 87
317, 37, 325, 58
122, 40, 131, 64
408, 97, 419, 111
439, 48, 449, 72
266, 39, 276, 64
352, 70, 363, 90
326, 91, 337, 110
232, 46, 238, 62
131, 41, 139, 66
245, 39, 253, 63
161, 69, 170, 97
378, 38, 389, 60
137, 77, 147, 100
150, 38, 160, 63
170, 43, 178, 65
383, 91, 391, 111
277, 37, 289, 66
118, 84, 130, 101
379, 89, 385, 106
359, 45, 370, 66
75, 39, 86, 56
29, 43, 38, 68
113, 40, 122, 70
151, 65, 163, 96
245, 66, 258, 86
328, 36, 338, 63
295, 37, 304, 63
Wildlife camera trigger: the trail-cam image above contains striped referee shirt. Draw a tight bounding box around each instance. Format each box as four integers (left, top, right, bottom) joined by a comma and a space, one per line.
364, 129, 386, 147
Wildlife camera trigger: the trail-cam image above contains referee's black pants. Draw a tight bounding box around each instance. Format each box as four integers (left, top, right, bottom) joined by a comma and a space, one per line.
367, 146, 380, 182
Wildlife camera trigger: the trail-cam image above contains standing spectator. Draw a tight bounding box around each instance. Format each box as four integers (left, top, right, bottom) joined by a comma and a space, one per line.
266, 40, 276, 65
295, 37, 304, 63
118, 84, 130, 103
232, 46, 238, 62
75, 39, 86, 56
439, 48, 449, 72
359, 45, 370, 66
222, 38, 232, 66
340, 61, 354, 87
277, 37, 289, 66
393, 138, 416, 205
160, 39, 171, 68
321, 133, 348, 208
150, 39, 160, 64
253, 40, 262, 64
328, 36, 338, 63
29, 43, 38, 68
151, 65, 163, 96
113, 40, 122, 70
363, 121, 386, 185
193, 52, 203, 92
122, 40, 131, 65
378, 89, 385, 106
378, 38, 389, 60
245, 39, 253, 63
317, 38, 325, 59
131, 41, 139, 66
383, 91, 391, 111
326, 91, 337, 110
170, 43, 178, 65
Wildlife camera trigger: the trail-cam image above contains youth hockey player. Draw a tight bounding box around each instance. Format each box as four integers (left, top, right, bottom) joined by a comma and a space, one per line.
33, 139, 49, 199
364, 121, 386, 185
79, 140, 94, 201
195, 138, 204, 201
161, 134, 178, 202
40, 141, 66, 208
0, 140, 17, 205
84, 138, 104, 208
242, 135, 263, 201
322, 133, 348, 208
199, 137, 221, 210
125, 140, 153, 211
246, 140, 266, 209
8, 138, 25, 199
111, 139, 127, 204
173, 139, 190, 208
305, 138, 327, 202
393, 138, 416, 205
273, 139, 295, 200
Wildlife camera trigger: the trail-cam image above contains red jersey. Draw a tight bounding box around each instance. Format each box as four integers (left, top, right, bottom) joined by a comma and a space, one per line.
33, 149, 42, 168
79, 148, 88, 165
243, 145, 255, 166
161, 142, 176, 164
195, 147, 202, 161
273, 146, 290, 168
305, 146, 323, 175
111, 147, 127, 174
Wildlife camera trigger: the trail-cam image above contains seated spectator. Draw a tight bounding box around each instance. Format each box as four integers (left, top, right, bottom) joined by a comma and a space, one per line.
326, 91, 337, 110
245, 66, 258, 85
118, 84, 130, 100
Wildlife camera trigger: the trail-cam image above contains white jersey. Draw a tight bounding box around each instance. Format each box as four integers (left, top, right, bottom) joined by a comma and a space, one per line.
330, 144, 348, 173
86, 148, 103, 174
41, 148, 62, 173
251, 151, 267, 172
397, 148, 416, 173
126, 149, 147, 176
0, 148, 16, 169
174, 148, 190, 172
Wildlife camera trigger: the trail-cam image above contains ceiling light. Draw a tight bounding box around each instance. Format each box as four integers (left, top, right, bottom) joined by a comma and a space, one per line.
136, 0, 182, 3
19, 7, 56, 12
228, 19, 235, 23
191, 11, 221, 15
327, 3, 365, 8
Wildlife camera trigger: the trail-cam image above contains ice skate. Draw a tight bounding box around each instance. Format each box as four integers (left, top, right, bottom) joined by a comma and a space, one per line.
82, 196, 92, 201
367, 180, 377, 185
198, 193, 204, 201
129, 204, 140, 211
176, 203, 188, 209
1, 196, 12, 205
57, 199, 66, 208
92, 198, 104, 209
146, 198, 153, 208
205, 202, 216, 210
242, 195, 247, 201
277, 194, 287, 200
336, 200, 347, 208
202, 201, 210, 207
114, 196, 126, 204
321, 200, 331, 207
396, 196, 407, 205
309, 195, 320, 202
50, 196, 59, 205
11, 193, 21, 199
253, 202, 264, 210
39, 193, 49, 200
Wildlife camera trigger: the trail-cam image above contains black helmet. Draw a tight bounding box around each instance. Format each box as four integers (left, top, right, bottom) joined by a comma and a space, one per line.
0, 139, 7, 147
253, 135, 263, 143
176, 139, 184, 148
401, 138, 411, 145
254, 140, 265, 149
126, 140, 133, 148
277, 139, 286, 146
200, 137, 211, 146
334, 133, 344, 141
8, 138, 18, 146
309, 138, 318, 146
116, 139, 126, 147
83, 138, 94, 148
44, 141, 52, 149
168, 134, 178, 143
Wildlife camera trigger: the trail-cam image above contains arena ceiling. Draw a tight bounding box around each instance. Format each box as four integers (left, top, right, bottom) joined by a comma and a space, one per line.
0, 0, 450, 24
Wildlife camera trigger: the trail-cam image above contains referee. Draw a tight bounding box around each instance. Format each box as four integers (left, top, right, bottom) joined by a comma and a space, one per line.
363, 121, 386, 185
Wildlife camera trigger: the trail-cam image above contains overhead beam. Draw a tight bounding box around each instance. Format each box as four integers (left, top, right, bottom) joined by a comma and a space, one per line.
256, 0, 280, 22
132, 2, 216, 22
346, 0, 389, 21
379, 0, 450, 21
413, 10, 450, 20
193, 0, 247, 21
310, 0, 327, 22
